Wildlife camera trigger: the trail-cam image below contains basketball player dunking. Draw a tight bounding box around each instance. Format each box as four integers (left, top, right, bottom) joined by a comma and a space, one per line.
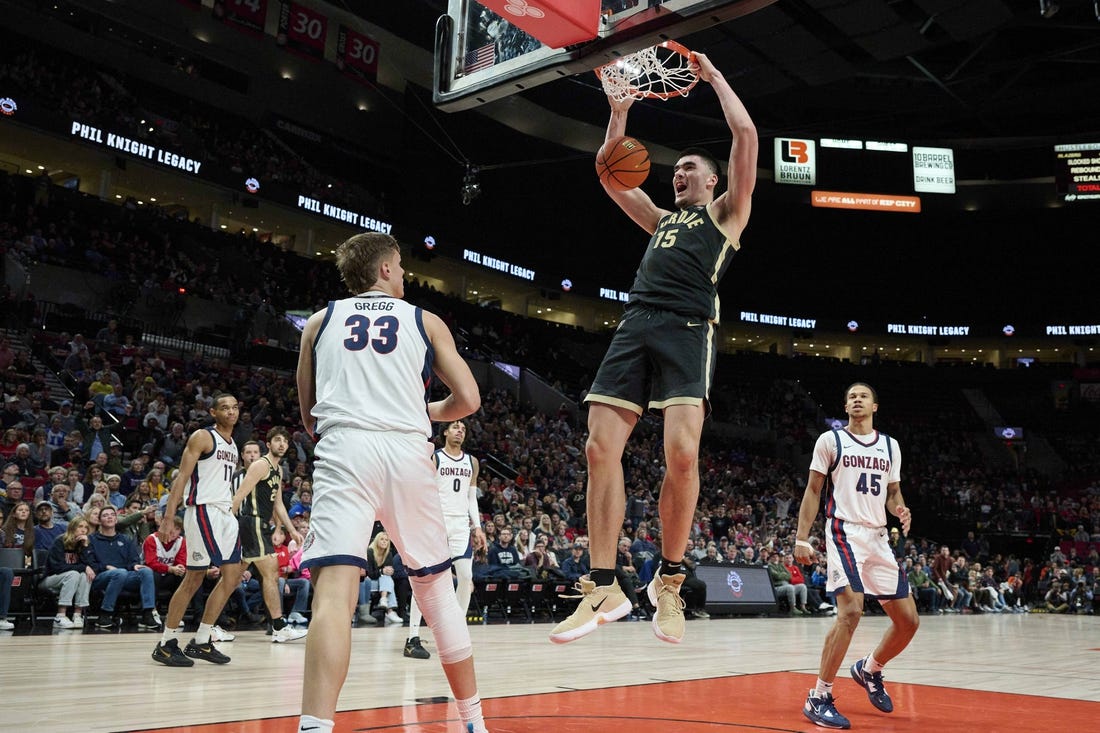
404, 419, 484, 660
296, 232, 489, 733
231, 426, 306, 644
152, 393, 245, 667
551, 52, 758, 646
795, 382, 919, 729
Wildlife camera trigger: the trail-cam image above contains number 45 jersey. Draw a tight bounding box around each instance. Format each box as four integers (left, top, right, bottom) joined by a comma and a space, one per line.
311, 293, 432, 438
810, 428, 901, 529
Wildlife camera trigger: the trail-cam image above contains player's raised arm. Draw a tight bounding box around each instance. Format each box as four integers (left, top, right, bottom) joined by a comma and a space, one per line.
694, 52, 758, 235
600, 95, 667, 234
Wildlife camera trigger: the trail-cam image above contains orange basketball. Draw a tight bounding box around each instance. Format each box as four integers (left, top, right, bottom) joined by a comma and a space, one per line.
596, 136, 650, 191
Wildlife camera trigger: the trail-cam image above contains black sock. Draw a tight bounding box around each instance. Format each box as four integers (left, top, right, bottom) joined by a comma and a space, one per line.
272, 617, 287, 631
590, 568, 616, 587
659, 556, 684, 577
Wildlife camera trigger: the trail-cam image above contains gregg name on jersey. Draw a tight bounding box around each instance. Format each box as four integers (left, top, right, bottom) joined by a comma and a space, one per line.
355, 301, 394, 311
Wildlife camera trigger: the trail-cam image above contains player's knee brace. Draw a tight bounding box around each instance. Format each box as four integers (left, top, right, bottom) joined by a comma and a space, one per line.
409, 572, 472, 664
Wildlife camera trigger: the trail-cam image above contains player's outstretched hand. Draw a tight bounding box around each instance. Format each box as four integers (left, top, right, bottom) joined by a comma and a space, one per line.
690, 52, 720, 83
607, 93, 635, 113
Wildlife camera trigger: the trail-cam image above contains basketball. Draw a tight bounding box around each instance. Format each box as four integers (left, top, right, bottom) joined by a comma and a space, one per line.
596, 136, 650, 191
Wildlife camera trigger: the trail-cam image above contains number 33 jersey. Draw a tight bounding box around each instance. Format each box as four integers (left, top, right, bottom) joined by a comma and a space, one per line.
810, 429, 901, 528
311, 293, 432, 438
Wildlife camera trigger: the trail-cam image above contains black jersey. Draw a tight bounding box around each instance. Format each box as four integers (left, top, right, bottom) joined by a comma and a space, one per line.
237, 456, 281, 521
627, 203, 738, 322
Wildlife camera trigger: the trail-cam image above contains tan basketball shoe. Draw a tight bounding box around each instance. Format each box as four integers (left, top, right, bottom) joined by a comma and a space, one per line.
548, 576, 632, 644
647, 572, 686, 643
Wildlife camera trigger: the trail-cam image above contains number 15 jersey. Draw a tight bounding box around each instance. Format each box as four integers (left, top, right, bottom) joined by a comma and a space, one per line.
628, 202, 738, 323
809, 428, 901, 529
311, 293, 432, 438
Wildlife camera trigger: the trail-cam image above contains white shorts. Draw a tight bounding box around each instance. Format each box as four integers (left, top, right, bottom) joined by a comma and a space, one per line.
825, 519, 909, 600
183, 504, 241, 569
302, 428, 452, 577
442, 517, 473, 560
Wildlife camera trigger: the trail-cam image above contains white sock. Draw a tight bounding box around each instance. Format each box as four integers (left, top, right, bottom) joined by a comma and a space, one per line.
195, 622, 213, 644
160, 627, 182, 645
866, 653, 884, 673
456, 694, 486, 733
297, 714, 334, 733
814, 679, 834, 697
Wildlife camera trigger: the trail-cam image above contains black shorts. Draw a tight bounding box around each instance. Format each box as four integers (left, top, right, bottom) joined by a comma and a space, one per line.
239, 515, 274, 563
585, 305, 717, 415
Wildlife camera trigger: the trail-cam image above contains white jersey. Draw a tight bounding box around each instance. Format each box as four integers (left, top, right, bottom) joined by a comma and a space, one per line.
311, 293, 432, 437
810, 428, 900, 528
186, 427, 238, 508
436, 449, 478, 523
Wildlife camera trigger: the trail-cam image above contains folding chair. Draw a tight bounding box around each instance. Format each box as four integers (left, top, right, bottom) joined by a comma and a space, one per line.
31, 549, 56, 625
0, 548, 40, 625
501, 579, 532, 623
528, 580, 567, 620
473, 579, 505, 624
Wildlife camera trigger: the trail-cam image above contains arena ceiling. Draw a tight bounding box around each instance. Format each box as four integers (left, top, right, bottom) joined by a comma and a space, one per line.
338, 0, 1100, 320
9, 0, 1100, 321
354, 0, 1100, 148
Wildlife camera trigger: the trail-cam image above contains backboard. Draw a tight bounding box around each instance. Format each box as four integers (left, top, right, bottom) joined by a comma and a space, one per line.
433, 0, 777, 111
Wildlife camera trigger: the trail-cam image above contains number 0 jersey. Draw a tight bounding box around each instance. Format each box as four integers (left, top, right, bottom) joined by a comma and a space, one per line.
809, 429, 901, 529
187, 427, 239, 508
627, 202, 738, 323
311, 293, 432, 437
435, 449, 477, 522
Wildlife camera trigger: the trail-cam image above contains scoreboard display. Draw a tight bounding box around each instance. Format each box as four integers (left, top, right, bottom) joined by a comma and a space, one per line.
819, 139, 912, 192
775, 137, 956, 213
1055, 142, 1100, 202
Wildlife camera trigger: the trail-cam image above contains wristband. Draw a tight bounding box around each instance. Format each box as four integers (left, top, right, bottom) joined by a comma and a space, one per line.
795, 540, 813, 551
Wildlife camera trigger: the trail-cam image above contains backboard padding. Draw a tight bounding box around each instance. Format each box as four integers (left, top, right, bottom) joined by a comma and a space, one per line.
433, 0, 778, 111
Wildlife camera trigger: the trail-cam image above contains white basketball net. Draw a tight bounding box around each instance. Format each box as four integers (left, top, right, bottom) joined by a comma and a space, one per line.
597, 43, 698, 102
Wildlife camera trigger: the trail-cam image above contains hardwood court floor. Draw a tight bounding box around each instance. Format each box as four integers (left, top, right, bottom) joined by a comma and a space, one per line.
4, 612, 1097, 732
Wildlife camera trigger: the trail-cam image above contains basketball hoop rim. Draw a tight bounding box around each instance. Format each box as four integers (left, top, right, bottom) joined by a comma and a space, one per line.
656, 39, 695, 62
595, 40, 699, 100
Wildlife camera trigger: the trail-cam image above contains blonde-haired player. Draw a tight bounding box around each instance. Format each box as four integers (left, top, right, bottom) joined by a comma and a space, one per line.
296, 232, 489, 733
